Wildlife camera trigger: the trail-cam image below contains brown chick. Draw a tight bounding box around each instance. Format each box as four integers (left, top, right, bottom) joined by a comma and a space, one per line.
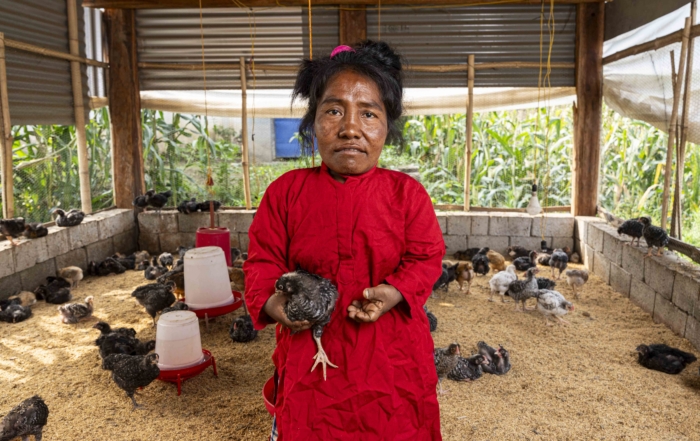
57, 266, 84, 288
486, 250, 506, 272
228, 267, 246, 293
456, 262, 475, 294
0, 218, 26, 247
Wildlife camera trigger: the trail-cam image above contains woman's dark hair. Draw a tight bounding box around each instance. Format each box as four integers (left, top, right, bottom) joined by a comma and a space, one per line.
292, 40, 404, 153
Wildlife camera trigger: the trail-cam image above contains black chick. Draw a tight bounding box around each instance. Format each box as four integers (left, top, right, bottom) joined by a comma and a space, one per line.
432, 262, 459, 294
453, 248, 482, 261
639, 216, 669, 258
635, 344, 697, 374
275, 270, 339, 380
112, 254, 136, 270
146, 190, 172, 212
536, 277, 557, 290
158, 252, 174, 268
103, 353, 160, 409
512, 250, 537, 271
618, 219, 644, 247
131, 282, 176, 326
0, 395, 49, 441
197, 200, 222, 212
144, 257, 168, 281
471, 247, 490, 276
52, 208, 85, 227
161, 301, 188, 315
177, 198, 200, 214
177, 246, 192, 259
23, 223, 48, 239
0, 304, 33, 323
434, 343, 461, 393
92, 321, 137, 346
98, 333, 155, 360
34, 276, 72, 303
507, 246, 532, 260
424, 305, 438, 332
0, 218, 26, 247
89, 257, 127, 277
549, 249, 568, 280
229, 315, 258, 342
132, 193, 149, 209
477, 341, 511, 375
447, 354, 488, 382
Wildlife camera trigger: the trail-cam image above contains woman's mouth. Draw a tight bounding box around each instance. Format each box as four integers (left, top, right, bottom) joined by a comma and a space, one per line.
336, 147, 366, 155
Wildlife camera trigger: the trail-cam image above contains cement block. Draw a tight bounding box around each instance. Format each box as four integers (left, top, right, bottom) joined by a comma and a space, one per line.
139, 233, 161, 254
435, 213, 447, 235
0, 274, 22, 299
97, 209, 135, 240
593, 251, 610, 284
551, 237, 574, 252
574, 216, 603, 242
672, 273, 700, 314
239, 233, 250, 252
531, 213, 575, 238
587, 223, 605, 252
489, 214, 531, 237
446, 213, 471, 236
219, 210, 256, 233
644, 256, 675, 300
13, 236, 50, 272
653, 294, 688, 337
19, 259, 57, 292
113, 229, 138, 255
0, 242, 15, 279
138, 212, 178, 234
470, 213, 489, 236
630, 279, 656, 315
55, 248, 88, 272
602, 230, 624, 266
230, 233, 241, 249
468, 236, 509, 255
159, 233, 196, 254
621, 243, 646, 281
68, 219, 100, 250
45, 226, 70, 258
610, 263, 631, 297
443, 235, 468, 256
685, 315, 700, 351
178, 212, 217, 233
86, 238, 115, 263
509, 236, 551, 254
583, 245, 595, 272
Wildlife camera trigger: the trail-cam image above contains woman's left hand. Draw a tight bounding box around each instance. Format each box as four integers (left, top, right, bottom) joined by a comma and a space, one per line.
347, 284, 404, 323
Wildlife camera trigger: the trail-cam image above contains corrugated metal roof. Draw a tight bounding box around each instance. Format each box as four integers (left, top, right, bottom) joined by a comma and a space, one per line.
0, 0, 89, 126
367, 4, 576, 87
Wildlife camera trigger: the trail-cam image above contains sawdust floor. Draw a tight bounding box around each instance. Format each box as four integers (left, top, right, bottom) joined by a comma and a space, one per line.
2, 263, 700, 441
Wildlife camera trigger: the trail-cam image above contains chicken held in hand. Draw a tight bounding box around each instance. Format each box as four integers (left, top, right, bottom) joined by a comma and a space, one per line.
103, 353, 160, 409
0, 395, 49, 441
434, 343, 461, 394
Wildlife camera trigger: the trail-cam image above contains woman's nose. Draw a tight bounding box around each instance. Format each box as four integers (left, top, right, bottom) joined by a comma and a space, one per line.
339, 112, 361, 139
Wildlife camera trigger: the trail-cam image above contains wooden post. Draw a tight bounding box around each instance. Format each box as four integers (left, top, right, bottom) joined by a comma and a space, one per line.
571, 2, 604, 217
660, 16, 692, 230
105, 9, 144, 208
0, 33, 13, 218
339, 5, 366, 46
67, 0, 92, 214
240, 57, 252, 210
464, 54, 474, 211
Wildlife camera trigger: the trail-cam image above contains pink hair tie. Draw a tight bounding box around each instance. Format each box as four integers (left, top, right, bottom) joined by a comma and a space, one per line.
330, 45, 355, 58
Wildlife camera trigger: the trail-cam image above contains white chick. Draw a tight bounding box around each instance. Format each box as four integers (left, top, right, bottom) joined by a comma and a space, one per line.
487, 265, 517, 302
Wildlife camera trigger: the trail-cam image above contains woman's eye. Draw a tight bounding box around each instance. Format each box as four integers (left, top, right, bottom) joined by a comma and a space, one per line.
363, 112, 376, 118
327, 109, 341, 116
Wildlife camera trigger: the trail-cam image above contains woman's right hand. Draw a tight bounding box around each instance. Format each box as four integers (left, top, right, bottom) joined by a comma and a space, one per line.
263, 293, 313, 332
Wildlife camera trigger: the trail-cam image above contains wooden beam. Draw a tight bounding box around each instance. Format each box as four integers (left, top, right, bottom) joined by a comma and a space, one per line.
84, 0, 603, 8
0, 33, 14, 219
464, 54, 474, 212
339, 5, 366, 46
603, 24, 700, 66
105, 9, 144, 209
4, 38, 109, 68
240, 57, 252, 211
571, 2, 604, 217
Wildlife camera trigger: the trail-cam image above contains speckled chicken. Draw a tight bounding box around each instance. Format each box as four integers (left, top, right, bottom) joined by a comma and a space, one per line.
229, 315, 258, 342
0, 304, 32, 323
453, 248, 481, 261
639, 216, 669, 257
456, 262, 475, 293
548, 249, 568, 279
58, 296, 94, 324
434, 343, 461, 393
536, 277, 557, 290
478, 341, 511, 375
424, 305, 438, 332
98, 333, 155, 360
507, 246, 531, 260
275, 270, 339, 380
161, 301, 188, 315
506, 267, 540, 312
177, 198, 200, 214
536, 253, 552, 266
635, 344, 697, 374
22, 222, 48, 239
488, 265, 517, 302
512, 251, 537, 271
34, 276, 72, 304
103, 353, 160, 409
131, 282, 176, 326
471, 248, 490, 276
565, 269, 589, 299
57, 266, 83, 288
534, 289, 574, 326
432, 262, 458, 295
146, 190, 172, 212
486, 250, 507, 272
52, 208, 85, 227
144, 257, 168, 280
0, 395, 49, 441
93, 321, 137, 346
447, 354, 487, 382
618, 219, 644, 247
0, 218, 26, 246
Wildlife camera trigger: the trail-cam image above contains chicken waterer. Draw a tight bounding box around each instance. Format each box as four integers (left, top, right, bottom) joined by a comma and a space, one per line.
195, 226, 232, 266
184, 246, 234, 309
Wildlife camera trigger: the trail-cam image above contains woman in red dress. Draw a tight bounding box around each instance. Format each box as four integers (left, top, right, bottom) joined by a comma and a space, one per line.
244, 40, 445, 441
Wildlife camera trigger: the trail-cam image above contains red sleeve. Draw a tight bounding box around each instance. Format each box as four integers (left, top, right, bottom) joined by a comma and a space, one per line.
384, 182, 445, 318
243, 178, 291, 330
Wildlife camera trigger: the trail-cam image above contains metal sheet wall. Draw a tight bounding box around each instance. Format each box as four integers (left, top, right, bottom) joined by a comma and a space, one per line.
0, 0, 89, 126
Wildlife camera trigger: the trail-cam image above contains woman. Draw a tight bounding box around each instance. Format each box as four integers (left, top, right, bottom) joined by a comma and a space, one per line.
244, 40, 445, 441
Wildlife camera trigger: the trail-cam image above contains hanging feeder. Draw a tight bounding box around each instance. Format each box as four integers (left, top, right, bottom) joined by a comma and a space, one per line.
195, 227, 233, 266
158, 349, 218, 396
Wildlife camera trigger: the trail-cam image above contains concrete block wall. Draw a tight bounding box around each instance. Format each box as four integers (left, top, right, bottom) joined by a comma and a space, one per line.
576, 217, 700, 350
0, 209, 137, 300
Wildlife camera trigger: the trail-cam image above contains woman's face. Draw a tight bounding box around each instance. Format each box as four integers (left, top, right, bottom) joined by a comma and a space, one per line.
314, 70, 387, 176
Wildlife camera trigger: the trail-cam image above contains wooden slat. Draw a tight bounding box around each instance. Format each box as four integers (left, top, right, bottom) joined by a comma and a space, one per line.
603, 24, 700, 66
240, 57, 252, 211
339, 5, 366, 46
85, 0, 604, 8
0, 33, 14, 218
5, 38, 109, 68
464, 54, 474, 212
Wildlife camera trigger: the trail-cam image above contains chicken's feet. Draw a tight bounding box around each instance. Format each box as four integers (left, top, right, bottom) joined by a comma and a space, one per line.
311, 335, 337, 380
437, 379, 449, 395
556, 316, 570, 326
656, 248, 664, 257
129, 395, 144, 410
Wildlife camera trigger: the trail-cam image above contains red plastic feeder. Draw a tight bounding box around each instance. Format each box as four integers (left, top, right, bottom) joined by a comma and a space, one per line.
158, 349, 218, 396
184, 291, 243, 331
263, 376, 276, 415
196, 227, 232, 266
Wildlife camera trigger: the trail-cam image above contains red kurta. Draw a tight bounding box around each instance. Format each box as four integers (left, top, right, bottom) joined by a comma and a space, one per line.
244, 162, 445, 441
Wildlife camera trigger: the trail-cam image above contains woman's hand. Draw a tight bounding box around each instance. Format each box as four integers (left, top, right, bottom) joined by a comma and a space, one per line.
347, 284, 404, 323
263, 293, 312, 332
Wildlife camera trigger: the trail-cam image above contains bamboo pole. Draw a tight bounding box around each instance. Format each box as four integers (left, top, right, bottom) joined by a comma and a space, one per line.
4, 38, 108, 68
661, 16, 692, 230
603, 24, 700, 66
0, 33, 13, 219
67, 0, 92, 214
240, 57, 252, 211
464, 54, 474, 211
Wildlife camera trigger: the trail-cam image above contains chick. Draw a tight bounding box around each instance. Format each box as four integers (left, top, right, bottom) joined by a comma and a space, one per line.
133, 250, 151, 265
144, 257, 168, 281
534, 289, 574, 326
7, 291, 37, 307
447, 354, 488, 382
23, 222, 48, 239
146, 190, 172, 212
92, 321, 137, 346
635, 344, 697, 374
161, 301, 188, 315
0, 304, 33, 323
486, 250, 507, 272
507, 245, 531, 260
424, 305, 438, 332
112, 253, 136, 270
229, 315, 258, 342
434, 343, 461, 393
456, 262, 475, 294
432, 262, 458, 295
506, 267, 540, 312
34, 276, 72, 303
569, 252, 581, 264
549, 249, 569, 279
0, 396, 49, 441
536, 253, 552, 266
131, 282, 176, 326
639, 216, 669, 257
132, 194, 149, 209
58, 296, 94, 324
57, 266, 84, 288
453, 248, 481, 261
52, 208, 85, 227
98, 333, 155, 360
158, 252, 174, 268
103, 353, 160, 409
478, 341, 511, 375
565, 269, 589, 299
177, 246, 192, 259
275, 270, 340, 380
512, 250, 537, 271
618, 219, 644, 247
228, 267, 246, 293
536, 277, 557, 290
88, 258, 126, 277
0, 218, 26, 246
488, 265, 517, 302
197, 200, 222, 212
231, 247, 245, 267
471, 248, 490, 276
158, 267, 185, 300
177, 198, 200, 214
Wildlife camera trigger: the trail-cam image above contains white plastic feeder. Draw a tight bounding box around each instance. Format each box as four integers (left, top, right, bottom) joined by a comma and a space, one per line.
184, 246, 234, 309
155, 310, 204, 369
